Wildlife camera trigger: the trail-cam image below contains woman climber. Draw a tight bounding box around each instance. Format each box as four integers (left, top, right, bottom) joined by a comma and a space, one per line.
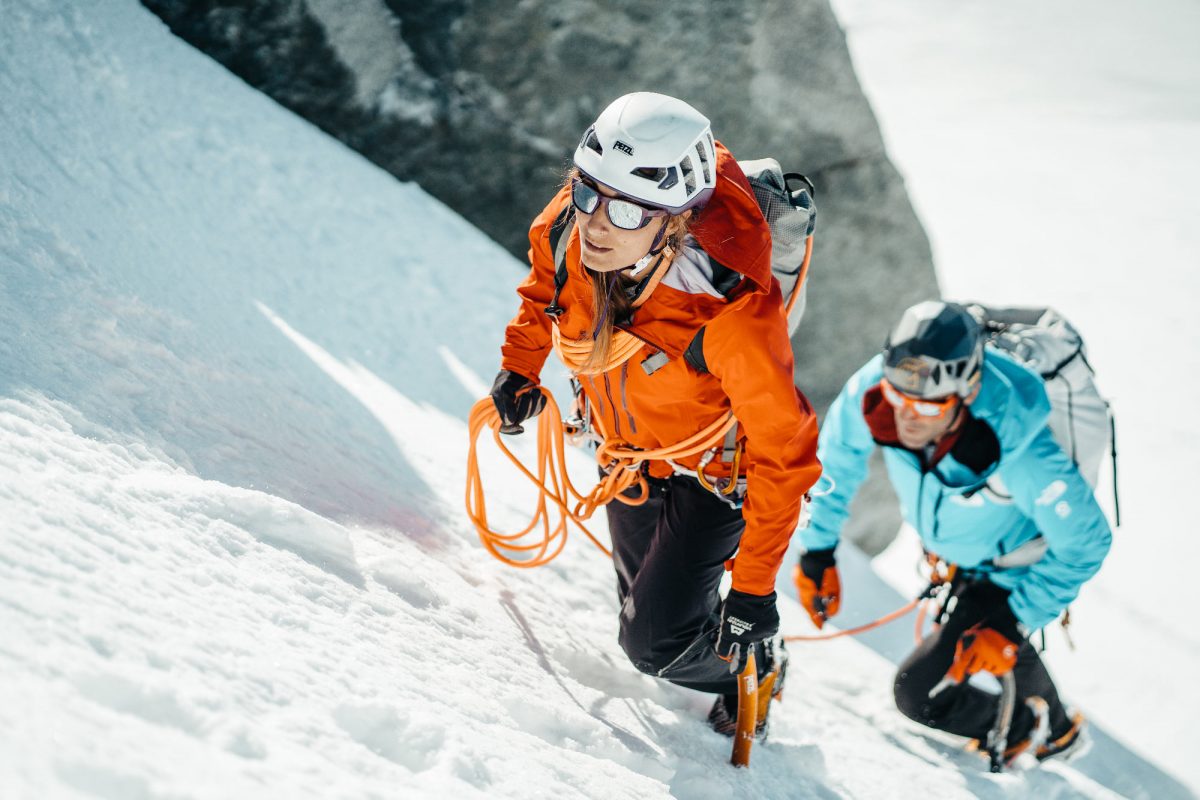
491, 92, 822, 735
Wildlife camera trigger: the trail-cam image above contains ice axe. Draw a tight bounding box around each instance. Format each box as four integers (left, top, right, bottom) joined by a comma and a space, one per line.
986, 671, 1017, 773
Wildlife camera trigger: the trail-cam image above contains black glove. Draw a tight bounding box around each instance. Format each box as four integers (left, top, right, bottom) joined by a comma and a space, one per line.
715, 589, 780, 670
490, 369, 546, 435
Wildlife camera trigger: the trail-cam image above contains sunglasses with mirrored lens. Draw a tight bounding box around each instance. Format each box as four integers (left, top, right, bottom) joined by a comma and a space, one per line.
880, 378, 959, 419
571, 178, 669, 230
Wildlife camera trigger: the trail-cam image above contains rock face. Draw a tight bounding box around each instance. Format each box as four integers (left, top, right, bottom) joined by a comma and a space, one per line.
142, 0, 934, 553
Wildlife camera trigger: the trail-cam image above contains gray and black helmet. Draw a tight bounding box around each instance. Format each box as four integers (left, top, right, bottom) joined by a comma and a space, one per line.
883, 301, 983, 398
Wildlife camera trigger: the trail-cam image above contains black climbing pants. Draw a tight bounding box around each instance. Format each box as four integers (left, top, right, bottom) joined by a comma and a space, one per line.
606, 473, 766, 695
893, 578, 1072, 744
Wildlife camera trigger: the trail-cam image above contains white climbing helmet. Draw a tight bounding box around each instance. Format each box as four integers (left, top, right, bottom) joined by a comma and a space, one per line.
573, 92, 718, 215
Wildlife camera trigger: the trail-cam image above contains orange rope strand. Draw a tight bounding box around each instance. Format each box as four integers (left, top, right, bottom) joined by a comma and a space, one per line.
782, 596, 923, 642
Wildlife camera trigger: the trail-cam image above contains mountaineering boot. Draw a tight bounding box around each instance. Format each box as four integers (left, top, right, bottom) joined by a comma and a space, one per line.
707, 640, 788, 738
1036, 711, 1090, 762
706, 693, 739, 736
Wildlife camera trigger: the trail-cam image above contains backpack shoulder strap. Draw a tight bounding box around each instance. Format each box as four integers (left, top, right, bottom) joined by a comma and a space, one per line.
544, 203, 575, 319
684, 326, 708, 374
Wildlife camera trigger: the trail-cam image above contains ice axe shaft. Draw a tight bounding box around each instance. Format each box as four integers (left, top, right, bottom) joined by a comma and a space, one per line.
987, 671, 1018, 773
730, 648, 758, 768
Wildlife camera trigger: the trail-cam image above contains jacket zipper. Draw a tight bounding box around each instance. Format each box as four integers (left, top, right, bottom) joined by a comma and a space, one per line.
585, 375, 606, 425
917, 469, 927, 539
602, 372, 621, 439
619, 362, 637, 434
931, 485, 944, 541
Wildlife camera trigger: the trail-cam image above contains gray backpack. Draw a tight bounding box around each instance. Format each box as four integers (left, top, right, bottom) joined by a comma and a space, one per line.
737, 158, 817, 336
967, 303, 1120, 525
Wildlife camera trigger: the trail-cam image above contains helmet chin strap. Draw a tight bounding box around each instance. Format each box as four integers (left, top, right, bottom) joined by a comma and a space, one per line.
629, 250, 657, 277
622, 220, 675, 310
630, 217, 671, 271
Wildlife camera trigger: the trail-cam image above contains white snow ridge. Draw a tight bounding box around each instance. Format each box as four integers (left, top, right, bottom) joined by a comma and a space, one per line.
1, 1, 1194, 799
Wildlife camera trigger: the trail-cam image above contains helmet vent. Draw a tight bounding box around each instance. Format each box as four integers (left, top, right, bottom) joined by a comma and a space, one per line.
583, 128, 603, 155
695, 142, 711, 183
680, 155, 696, 196
572, 93, 716, 214
657, 166, 678, 191
631, 166, 666, 183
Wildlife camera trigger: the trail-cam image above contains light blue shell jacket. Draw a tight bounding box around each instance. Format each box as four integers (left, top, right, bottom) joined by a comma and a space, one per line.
801, 348, 1112, 630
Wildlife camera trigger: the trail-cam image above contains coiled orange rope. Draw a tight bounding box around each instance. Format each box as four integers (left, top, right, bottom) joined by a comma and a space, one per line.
551, 325, 644, 375
465, 389, 736, 568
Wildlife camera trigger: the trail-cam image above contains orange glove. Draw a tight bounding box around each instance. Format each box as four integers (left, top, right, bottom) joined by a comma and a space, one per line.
945, 624, 1019, 683
794, 549, 841, 629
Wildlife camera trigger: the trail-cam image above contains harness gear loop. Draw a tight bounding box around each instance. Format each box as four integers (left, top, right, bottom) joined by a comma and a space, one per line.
926, 552, 959, 588
696, 440, 745, 497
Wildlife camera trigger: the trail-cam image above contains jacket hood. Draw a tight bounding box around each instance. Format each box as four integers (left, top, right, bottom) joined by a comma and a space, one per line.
688, 141, 774, 296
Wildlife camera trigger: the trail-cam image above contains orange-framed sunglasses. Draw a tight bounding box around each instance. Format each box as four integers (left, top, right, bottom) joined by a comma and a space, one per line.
879, 378, 960, 419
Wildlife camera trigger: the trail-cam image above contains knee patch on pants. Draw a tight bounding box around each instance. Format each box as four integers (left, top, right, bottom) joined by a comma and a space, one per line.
893, 668, 931, 723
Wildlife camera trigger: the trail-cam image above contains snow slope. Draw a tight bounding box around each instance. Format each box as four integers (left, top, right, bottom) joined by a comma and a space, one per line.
830, 0, 1200, 794
0, 0, 1190, 798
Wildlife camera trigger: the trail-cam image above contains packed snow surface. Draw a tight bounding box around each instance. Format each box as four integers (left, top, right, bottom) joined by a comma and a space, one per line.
0, 1, 1195, 798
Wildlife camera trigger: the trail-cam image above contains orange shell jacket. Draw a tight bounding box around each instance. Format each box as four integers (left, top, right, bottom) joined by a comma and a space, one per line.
500, 143, 822, 596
